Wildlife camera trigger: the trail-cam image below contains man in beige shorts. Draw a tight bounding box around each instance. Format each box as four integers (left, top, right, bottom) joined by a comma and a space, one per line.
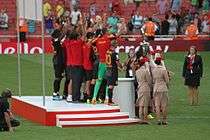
152, 57, 170, 125
136, 57, 152, 124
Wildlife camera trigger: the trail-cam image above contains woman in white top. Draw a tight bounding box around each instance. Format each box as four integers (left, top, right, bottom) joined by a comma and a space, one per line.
201, 15, 209, 34
168, 14, 178, 35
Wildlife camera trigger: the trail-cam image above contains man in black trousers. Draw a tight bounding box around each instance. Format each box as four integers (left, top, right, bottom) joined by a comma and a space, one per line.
63, 30, 84, 102
51, 21, 69, 100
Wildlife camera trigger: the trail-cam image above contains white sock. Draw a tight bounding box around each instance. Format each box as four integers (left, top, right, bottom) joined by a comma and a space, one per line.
67, 95, 72, 101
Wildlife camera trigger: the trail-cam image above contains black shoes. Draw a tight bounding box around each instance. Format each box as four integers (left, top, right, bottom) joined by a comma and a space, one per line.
157, 121, 168, 125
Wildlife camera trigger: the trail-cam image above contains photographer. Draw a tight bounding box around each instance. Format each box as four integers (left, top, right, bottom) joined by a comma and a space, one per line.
0, 89, 20, 132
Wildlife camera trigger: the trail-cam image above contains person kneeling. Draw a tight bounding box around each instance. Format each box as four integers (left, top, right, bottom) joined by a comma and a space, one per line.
0, 89, 20, 132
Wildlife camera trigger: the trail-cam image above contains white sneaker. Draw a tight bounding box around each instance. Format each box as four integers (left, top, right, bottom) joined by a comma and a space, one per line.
53, 92, 58, 96
66, 95, 72, 102
53, 92, 61, 101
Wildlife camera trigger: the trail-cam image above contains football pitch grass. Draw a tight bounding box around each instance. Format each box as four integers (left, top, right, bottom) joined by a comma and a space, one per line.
0, 52, 210, 140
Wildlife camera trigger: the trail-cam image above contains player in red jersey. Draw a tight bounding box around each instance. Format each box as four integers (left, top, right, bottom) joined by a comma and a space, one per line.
82, 32, 96, 103
63, 30, 84, 102
91, 28, 117, 104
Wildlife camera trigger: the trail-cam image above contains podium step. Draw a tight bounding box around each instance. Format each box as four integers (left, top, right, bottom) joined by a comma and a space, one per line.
56, 112, 129, 122
57, 118, 140, 127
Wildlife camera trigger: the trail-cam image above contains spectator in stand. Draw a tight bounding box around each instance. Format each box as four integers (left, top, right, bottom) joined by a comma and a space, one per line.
168, 14, 178, 35
43, 0, 52, 18
89, 2, 97, 17
193, 13, 202, 33
56, 1, 65, 18
19, 17, 28, 42
102, 13, 108, 26
124, 0, 134, 6
45, 12, 54, 34
187, 10, 195, 21
70, 7, 82, 26
176, 11, 185, 34
127, 12, 135, 34
191, 0, 198, 8
108, 0, 113, 12
0, 9, 8, 29
117, 18, 127, 35
185, 20, 199, 40
161, 14, 170, 35
93, 15, 104, 31
171, 0, 182, 13
62, 12, 71, 33
132, 11, 144, 34
152, 14, 161, 35
70, 0, 80, 11
112, 1, 121, 15
198, 0, 204, 9
201, 15, 209, 34
141, 17, 158, 41
156, 0, 169, 15
134, 0, 143, 10
28, 20, 36, 34
107, 11, 119, 34
202, 0, 209, 11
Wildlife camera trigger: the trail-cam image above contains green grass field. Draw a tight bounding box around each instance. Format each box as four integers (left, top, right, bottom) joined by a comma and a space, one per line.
0, 52, 210, 140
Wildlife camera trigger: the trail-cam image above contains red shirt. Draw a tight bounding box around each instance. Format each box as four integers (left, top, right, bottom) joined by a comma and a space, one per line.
96, 35, 111, 63
83, 43, 93, 70
63, 39, 83, 66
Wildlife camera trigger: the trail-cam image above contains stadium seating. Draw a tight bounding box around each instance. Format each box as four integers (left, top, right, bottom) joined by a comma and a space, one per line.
0, 0, 16, 35
0, 0, 192, 35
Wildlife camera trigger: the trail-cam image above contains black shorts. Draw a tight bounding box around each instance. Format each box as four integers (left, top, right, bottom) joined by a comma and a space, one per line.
92, 60, 99, 79
66, 66, 72, 80
53, 64, 65, 78
84, 70, 93, 81
105, 68, 118, 86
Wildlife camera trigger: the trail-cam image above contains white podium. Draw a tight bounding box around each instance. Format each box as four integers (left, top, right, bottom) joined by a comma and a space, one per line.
113, 78, 136, 118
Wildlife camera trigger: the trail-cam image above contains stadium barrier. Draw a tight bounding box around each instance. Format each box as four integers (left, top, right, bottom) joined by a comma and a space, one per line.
0, 35, 209, 54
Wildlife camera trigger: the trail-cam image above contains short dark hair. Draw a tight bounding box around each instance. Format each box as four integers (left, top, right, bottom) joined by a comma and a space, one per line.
1, 89, 12, 98
171, 14, 176, 19
165, 14, 169, 20
148, 17, 152, 21
95, 29, 103, 37
68, 30, 79, 40
86, 32, 94, 39
155, 60, 161, 65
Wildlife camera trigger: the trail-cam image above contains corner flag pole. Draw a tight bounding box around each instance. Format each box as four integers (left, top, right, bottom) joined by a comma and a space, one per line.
41, 0, 46, 106
16, 0, 22, 97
